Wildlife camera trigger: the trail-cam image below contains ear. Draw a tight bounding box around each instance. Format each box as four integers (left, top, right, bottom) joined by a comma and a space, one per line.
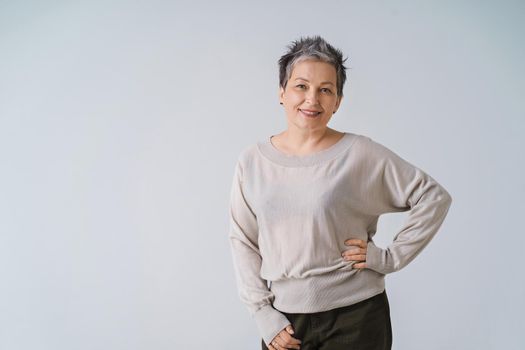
279, 86, 285, 104
334, 95, 343, 112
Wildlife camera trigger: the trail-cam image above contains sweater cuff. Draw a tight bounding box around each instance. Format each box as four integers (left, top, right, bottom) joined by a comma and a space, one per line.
366, 241, 393, 275
254, 304, 291, 347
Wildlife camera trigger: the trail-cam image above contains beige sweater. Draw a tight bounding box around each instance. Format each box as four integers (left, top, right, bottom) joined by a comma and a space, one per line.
227, 131, 452, 346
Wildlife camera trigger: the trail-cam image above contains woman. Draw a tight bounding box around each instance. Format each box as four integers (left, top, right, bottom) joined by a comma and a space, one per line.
228, 35, 452, 350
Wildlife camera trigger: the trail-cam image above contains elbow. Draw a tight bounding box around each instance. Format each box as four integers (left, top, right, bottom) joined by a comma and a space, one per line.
440, 186, 453, 210
425, 179, 452, 211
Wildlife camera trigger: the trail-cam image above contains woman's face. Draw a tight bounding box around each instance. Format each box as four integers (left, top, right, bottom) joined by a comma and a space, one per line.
279, 59, 342, 132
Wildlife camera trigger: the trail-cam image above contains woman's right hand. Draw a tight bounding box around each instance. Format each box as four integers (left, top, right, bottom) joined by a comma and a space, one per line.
268, 324, 302, 350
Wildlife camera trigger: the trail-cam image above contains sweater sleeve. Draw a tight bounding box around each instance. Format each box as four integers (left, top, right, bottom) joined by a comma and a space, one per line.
362, 137, 453, 275
228, 160, 291, 347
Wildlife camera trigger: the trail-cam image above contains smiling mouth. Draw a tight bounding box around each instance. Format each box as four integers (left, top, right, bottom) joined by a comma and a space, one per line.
299, 109, 322, 117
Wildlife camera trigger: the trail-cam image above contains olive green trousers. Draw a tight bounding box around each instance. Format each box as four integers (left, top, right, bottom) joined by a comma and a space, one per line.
262, 289, 392, 350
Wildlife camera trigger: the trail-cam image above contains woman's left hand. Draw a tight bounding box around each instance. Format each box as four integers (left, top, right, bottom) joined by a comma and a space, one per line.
342, 239, 368, 269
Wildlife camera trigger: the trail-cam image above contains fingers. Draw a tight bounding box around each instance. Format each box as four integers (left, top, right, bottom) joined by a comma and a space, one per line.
343, 253, 366, 261
342, 239, 367, 258
270, 326, 302, 350
341, 247, 366, 259
270, 339, 289, 350
279, 329, 302, 348
342, 239, 368, 269
344, 238, 367, 248
270, 338, 299, 350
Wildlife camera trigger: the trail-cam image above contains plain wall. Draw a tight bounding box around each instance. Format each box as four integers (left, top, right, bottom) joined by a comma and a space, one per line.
0, 0, 523, 349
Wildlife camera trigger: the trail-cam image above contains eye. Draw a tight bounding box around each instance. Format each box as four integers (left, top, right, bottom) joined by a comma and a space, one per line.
296, 84, 306, 89
321, 88, 333, 94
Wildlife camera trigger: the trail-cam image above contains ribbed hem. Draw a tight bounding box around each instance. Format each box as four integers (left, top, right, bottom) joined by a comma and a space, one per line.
270, 268, 386, 314
256, 132, 359, 167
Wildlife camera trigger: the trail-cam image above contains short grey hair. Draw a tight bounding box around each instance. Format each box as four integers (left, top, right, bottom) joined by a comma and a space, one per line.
278, 35, 349, 97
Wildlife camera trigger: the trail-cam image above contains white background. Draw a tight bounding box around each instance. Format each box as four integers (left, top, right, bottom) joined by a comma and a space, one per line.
1, 0, 523, 349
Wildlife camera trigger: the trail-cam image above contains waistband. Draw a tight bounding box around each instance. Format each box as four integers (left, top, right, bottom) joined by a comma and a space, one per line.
270, 268, 385, 314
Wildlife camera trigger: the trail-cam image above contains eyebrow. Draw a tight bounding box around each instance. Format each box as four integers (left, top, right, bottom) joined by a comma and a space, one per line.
295, 78, 335, 86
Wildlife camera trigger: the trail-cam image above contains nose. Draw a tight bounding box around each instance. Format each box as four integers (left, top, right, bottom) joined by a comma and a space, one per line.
305, 89, 320, 104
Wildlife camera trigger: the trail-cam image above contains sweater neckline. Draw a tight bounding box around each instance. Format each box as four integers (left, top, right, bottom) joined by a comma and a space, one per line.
256, 131, 357, 167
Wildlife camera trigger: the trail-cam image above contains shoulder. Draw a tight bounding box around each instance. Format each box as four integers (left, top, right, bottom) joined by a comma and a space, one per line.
236, 143, 259, 165
345, 133, 423, 175
232, 142, 262, 179
351, 133, 403, 159
342, 132, 385, 157
351, 132, 383, 149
